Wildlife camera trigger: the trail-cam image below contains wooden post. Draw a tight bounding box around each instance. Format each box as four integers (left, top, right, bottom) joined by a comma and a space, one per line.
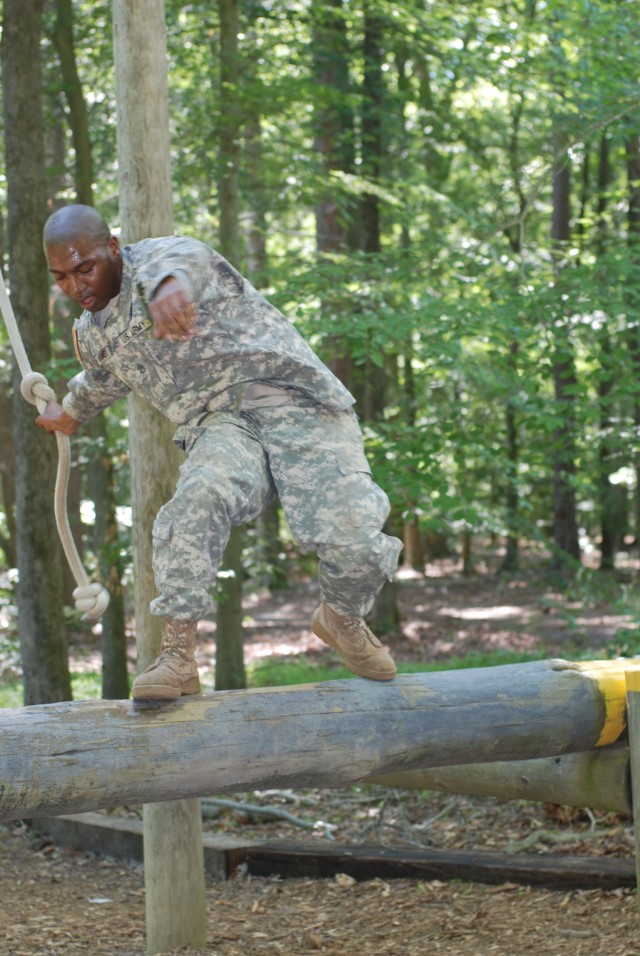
112, 2, 207, 952
625, 669, 640, 906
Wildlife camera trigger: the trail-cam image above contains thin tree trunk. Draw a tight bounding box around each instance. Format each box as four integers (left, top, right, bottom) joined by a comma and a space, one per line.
360, 0, 383, 256
89, 415, 129, 699
112, 2, 206, 952
52, 0, 93, 203
497, 84, 529, 576
312, 0, 355, 389
499, 343, 520, 573
550, 124, 580, 566
626, 134, 640, 546
0, 383, 17, 568
356, 7, 398, 632
243, 84, 286, 592
44, 88, 83, 608
215, 0, 247, 691
244, 111, 268, 285
594, 134, 620, 570
2, 0, 72, 705
52, 0, 129, 696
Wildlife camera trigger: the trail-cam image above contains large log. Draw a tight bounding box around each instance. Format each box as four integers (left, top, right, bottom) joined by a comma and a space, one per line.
0, 659, 636, 822
370, 746, 632, 814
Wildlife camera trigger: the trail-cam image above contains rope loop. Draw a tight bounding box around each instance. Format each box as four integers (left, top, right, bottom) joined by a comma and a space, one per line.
72, 583, 111, 623
20, 371, 56, 408
0, 269, 110, 625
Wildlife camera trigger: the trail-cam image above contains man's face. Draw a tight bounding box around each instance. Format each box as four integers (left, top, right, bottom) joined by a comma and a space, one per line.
46, 235, 123, 313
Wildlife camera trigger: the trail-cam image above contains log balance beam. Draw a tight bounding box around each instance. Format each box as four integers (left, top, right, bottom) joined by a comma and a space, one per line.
1, 657, 636, 823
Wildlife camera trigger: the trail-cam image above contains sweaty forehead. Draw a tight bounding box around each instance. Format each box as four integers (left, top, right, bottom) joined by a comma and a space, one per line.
47, 238, 101, 272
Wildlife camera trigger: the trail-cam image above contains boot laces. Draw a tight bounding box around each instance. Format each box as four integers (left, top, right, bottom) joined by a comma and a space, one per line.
342, 616, 372, 648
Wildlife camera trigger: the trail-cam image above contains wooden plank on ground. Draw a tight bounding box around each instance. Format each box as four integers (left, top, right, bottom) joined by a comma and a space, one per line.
235, 841, 636, 891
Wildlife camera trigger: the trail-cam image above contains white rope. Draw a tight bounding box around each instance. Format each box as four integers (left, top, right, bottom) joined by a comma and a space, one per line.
0, 269, 109, 623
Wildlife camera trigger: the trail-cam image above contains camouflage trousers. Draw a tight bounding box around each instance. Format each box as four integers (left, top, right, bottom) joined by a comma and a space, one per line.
150, 402, 402, 620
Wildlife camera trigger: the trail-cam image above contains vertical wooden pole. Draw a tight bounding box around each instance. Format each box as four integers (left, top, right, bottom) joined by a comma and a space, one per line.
112, 2, 207, 952
624, 669, 640, 907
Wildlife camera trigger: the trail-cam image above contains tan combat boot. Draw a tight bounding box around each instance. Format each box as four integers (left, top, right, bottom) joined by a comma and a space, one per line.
311, 603, 397, 681
131, 619, 201, 700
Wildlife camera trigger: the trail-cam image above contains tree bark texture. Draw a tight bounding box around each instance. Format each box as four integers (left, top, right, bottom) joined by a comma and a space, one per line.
371, 747, 631, 815
53, 0, 130, 692
0, 383, 17, 568
215, 0, 246, 691
359, 0, 383, 255
550, 123, 580, 565
52, 0, 93, 204
112, 0, 181, 669
2, 0, 72, 705
625, 135, 640, 545
88, 415, 129, 700
217, 0, 241, 266
0, 659, 634, 821
112, 2, 206, 952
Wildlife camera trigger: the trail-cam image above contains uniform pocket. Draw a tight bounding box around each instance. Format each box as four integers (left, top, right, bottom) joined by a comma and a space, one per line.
152, 513, 173, 542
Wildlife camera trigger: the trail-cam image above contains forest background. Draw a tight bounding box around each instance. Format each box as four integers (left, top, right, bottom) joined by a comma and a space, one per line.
1, 0, 640, 706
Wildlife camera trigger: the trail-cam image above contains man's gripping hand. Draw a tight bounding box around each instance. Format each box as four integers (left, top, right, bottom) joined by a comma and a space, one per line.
35, 401, 81, 436
149, 276, 196, 341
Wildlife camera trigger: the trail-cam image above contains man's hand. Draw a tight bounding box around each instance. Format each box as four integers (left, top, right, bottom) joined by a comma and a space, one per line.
149, 276, 196, 341
35, 401, 81, 436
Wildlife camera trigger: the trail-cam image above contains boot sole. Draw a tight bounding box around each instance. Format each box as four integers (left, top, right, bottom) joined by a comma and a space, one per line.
311, 615, 396, 682
132, 677, 201, 701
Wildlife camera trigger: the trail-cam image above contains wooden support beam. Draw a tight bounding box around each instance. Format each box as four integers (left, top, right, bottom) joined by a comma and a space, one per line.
0, 659, 635, 822
625, 670, 640, 909
236, 840, 637, 891
370, 747, 632, 814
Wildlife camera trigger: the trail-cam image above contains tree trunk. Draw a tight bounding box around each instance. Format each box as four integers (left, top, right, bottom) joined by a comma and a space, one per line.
52, 0, 93, 204
215, 0, 247, 691
359, 0, 383, 256
0, 382, 17, 568
2, 0, 72, 705
550, 123, 580, 567
243, 76, 286, 591
112, 2, 206, 952
52, 0, 129, 697
244, 113, 268, 285
594, 134, 621, 570
214, 527, 246, 690
311, 0, 355, 389
354, 8, 399, 630
499, 344, 520, 573
89, 415, 129, 699
402, 518, 424, 573
626, 134, 640, 546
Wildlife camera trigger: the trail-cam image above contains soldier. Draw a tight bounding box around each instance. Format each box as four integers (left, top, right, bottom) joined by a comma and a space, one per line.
37, 204, 402, 699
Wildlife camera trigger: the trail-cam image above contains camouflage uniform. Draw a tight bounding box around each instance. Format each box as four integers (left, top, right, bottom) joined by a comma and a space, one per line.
63, 236, 402, 619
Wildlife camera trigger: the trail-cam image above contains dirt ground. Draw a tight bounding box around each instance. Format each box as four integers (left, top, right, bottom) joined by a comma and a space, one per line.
3, 550, 640, 955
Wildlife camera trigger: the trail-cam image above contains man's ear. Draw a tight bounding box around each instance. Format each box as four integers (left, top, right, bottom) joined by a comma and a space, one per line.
107, 235, 121, 256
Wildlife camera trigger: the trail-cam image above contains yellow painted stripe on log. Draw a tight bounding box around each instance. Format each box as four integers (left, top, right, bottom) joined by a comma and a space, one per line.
568, 660, 640, 747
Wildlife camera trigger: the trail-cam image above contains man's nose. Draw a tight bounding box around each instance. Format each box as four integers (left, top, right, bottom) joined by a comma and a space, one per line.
67, 274, 85, 297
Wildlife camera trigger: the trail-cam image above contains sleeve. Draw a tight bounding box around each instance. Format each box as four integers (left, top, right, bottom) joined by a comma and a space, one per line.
133, 237, 216, 304
61, 367, 131, 422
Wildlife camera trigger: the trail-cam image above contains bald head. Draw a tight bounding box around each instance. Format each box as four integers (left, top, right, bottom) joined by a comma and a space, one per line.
44, 205, 123, 313
43, 204, 112, 251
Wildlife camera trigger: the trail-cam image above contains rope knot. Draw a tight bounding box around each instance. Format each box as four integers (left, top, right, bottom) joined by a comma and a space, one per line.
20, 371, 56, 409
72, 583, 111, 623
